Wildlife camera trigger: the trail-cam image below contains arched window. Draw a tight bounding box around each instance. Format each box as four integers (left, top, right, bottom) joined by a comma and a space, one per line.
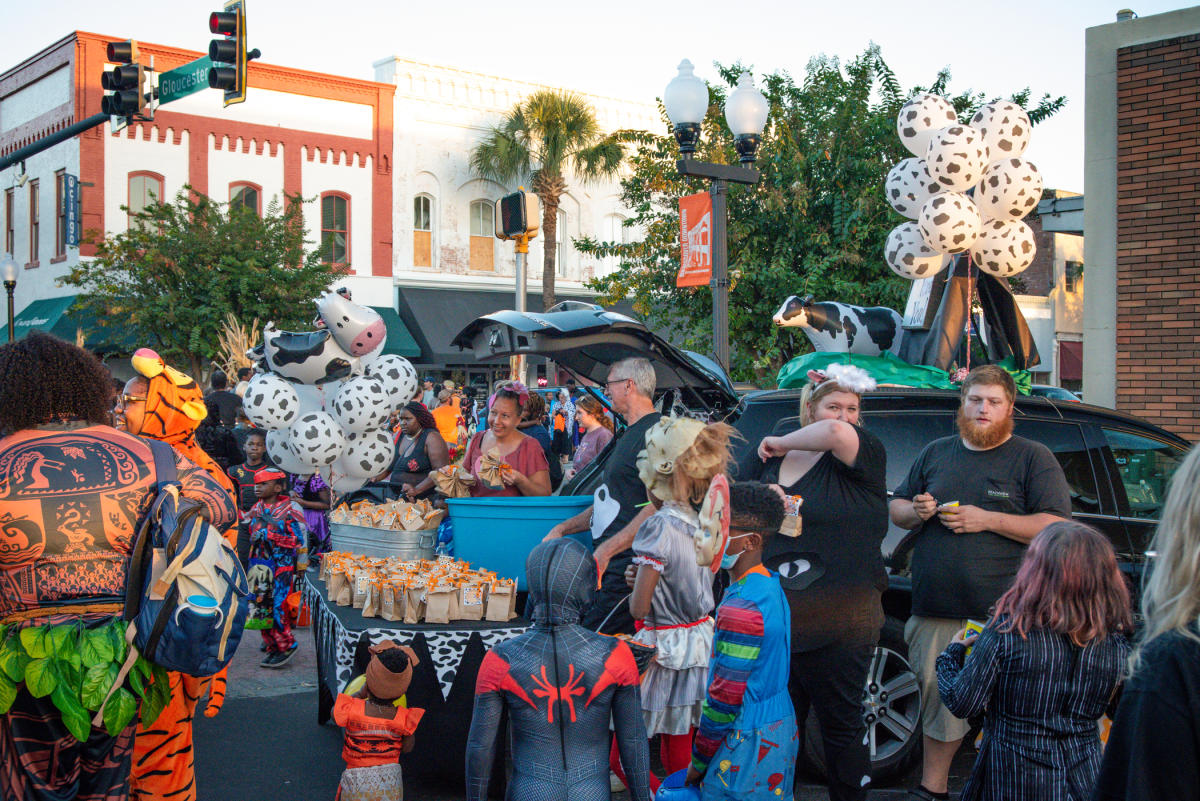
413, 195, 433, 267
555, 210, 568, 276
320, 192, 350, 267
229, 182, 261, 216
127, 171, 164, 231
469, 200, 494, 271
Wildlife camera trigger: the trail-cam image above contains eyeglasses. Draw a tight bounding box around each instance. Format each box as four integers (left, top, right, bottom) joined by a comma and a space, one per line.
604, 377, 631, 391
114, 394, 146, 407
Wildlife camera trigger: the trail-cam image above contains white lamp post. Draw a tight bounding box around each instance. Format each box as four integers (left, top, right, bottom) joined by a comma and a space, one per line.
2, 254, 17, 343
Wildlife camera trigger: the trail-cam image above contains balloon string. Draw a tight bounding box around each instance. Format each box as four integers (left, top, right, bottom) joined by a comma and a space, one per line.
965, 253, 976, 373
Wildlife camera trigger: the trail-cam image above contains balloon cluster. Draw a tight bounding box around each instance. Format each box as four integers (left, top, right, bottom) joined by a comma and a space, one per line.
240, 291, 418, 494
884, 96, 1042, 280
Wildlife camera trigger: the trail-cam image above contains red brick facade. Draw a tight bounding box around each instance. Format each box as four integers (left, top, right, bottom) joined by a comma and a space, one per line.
1115, 34, 1200, 440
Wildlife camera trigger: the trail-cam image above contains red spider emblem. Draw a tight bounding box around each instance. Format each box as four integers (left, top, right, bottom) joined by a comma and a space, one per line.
529, 664, 586, 723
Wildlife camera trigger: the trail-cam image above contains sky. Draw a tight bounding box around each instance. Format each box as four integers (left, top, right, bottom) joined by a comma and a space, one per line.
7, 0, 1196, 191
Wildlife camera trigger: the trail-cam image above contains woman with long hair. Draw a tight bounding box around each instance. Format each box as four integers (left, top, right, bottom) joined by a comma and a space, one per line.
936, 521, 1131, 801
388, 400, 449, 501
569, 394, 614, 476
1095, 444, 1200, 800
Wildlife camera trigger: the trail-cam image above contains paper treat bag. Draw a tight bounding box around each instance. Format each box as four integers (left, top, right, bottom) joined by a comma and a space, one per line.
327, 568, 349, 603
403, 582, 427, 624
458, 583, 487, 621
361, 581, 381, 618
380, 582, 402, 622
485, 579, 517, 622
433, 466, 476, 498
424, 582, 455, 625
352, 571, 372, 609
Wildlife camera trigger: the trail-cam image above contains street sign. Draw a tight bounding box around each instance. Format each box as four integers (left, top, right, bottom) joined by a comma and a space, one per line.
159, 56, 213, 105
63, 174, 81, 248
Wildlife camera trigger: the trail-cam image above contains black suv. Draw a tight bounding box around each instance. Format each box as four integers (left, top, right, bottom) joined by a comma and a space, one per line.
453, 306, 1191, 781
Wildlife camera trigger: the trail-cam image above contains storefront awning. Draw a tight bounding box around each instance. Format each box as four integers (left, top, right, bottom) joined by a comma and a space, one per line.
369, 306, 421, 358
12, 295, 137, 354
1060, 340, 1082, 382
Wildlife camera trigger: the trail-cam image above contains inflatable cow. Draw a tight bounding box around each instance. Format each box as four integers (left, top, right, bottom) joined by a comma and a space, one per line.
255, 291, 388, 384
773, 295, 904, 357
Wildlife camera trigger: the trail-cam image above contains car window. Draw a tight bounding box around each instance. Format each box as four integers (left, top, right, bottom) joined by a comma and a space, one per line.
859, 413, 957, 492
1102, 428, 1187, 520
1014, 420, 1103, 516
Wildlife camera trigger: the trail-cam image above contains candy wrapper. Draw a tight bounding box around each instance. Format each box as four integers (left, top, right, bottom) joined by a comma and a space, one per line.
780, 495, 803, 538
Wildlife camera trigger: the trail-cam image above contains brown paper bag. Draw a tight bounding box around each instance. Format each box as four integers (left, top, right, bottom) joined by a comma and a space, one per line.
361, 582, 381, 618
477, 449, 511, 490
424, 583, 455, 624
352, 572, 373, 609
327, 569, 349, 603
403, 584, 426, 624
485, 580, 517, 622
458, 583, 487, 621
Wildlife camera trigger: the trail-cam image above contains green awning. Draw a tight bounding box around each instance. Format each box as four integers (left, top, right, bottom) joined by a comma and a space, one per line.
370, 305, 421, 358
12, 295, 136, 353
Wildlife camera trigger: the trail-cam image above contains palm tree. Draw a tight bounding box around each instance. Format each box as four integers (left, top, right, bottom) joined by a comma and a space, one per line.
471, 90, 624, 310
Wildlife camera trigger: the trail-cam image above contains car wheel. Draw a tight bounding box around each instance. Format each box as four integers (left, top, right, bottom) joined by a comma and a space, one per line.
800, 617, 923, 784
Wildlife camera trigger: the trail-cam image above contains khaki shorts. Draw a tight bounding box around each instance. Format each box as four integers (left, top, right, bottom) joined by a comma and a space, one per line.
905, 614, 973, 743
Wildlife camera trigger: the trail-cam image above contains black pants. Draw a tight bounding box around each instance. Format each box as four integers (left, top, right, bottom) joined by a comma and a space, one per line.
790, 640, 875, 801
237, 520, 251, 568
579, 564, 635, 634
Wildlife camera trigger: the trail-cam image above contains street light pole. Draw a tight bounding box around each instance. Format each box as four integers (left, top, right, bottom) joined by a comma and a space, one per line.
664, 62, 768, 373
1, 254, 16, 343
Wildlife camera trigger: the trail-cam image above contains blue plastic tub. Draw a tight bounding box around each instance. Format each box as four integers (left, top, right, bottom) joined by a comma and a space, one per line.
446, 496, 594, 590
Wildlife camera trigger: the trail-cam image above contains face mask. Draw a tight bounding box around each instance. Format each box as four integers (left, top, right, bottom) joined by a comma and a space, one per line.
719, 532, 753, 570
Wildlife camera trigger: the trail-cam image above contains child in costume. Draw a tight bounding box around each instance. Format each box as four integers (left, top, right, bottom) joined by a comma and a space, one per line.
291, 472, 332, 556
614, 417, 732, 791
122, 348, 238, 801
333, 641, 425, 801
247, 468, 307, 668
687, 482, 798, 799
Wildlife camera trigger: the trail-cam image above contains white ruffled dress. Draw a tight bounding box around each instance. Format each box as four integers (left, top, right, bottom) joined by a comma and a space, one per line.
631, 502, 716, 736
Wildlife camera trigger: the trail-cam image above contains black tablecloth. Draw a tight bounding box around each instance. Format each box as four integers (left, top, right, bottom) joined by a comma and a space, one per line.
304, 570, 528, 782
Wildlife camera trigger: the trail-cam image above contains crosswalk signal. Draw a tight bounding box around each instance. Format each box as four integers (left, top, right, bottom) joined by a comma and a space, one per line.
208, 0, 258, 106
494, 191, 540, 241
101, 41, 147, 119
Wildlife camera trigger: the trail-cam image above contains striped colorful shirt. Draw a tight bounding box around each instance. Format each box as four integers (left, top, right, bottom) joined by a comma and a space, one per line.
692, 564, 791, 772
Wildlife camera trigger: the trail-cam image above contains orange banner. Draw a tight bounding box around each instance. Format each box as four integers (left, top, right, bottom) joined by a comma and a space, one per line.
677, 192, 713, 287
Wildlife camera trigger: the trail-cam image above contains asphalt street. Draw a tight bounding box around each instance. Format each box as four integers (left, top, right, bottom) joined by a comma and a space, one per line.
193, 626, 971, 800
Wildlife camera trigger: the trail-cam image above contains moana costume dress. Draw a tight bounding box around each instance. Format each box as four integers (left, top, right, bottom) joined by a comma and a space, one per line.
465, 538, 652, 801
126, 350, 240, 801
0, 423, 235, 801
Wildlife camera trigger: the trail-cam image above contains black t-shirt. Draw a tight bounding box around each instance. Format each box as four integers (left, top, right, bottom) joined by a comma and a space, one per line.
590, 412, 662, 579
893, 434, 1071, 619
228, 459, 276, 513
205, 389, 242, 427
1096, 629, 1200, 801
758, 425, 888, 651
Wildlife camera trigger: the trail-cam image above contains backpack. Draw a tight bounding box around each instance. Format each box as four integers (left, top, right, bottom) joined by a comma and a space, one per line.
124, 440, 249, 677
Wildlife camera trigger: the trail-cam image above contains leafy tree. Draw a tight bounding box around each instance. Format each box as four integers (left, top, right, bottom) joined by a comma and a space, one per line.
577, 46, 1065, 382
62, 188, 345, 381
470, 90, 624, 309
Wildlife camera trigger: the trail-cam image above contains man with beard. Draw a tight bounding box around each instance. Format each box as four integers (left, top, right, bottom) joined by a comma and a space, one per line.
888, 365, 1070, 801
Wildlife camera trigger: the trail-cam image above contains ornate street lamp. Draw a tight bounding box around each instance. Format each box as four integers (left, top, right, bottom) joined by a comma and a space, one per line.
664, 61, 768, 371
2, 254, 16, 343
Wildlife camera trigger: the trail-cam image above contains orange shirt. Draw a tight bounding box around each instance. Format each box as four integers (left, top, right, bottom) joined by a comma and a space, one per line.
431, 404, 461, 446
332, 695, 425, 768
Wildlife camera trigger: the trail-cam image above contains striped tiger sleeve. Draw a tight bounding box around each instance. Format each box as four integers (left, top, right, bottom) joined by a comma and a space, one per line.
691, 595, 765, 773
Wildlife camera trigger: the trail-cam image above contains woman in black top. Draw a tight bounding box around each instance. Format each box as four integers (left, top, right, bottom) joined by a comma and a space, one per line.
389, 401, 449, 500
753, 363, 886, 801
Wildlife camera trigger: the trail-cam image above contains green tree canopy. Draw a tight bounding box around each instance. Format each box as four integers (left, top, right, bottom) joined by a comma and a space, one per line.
61, 189, 345, 380
577, 46, 1064, 382
470, 90, 625, 309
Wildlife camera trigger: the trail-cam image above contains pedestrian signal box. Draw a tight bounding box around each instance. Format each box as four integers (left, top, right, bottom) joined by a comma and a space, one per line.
495, 191, 540, 240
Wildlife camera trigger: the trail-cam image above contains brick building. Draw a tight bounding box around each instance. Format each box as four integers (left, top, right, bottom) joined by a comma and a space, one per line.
1086, 7, 1200, 440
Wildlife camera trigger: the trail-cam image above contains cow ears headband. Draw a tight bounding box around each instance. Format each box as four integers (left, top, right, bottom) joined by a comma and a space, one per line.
806, 363, 876, 395
130, 347, 207, 422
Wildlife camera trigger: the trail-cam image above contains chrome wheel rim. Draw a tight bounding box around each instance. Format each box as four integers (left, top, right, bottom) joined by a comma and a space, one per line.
862, 646, 921, 765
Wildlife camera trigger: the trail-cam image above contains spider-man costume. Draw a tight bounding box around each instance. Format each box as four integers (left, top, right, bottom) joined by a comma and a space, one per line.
465, 538, 652, 801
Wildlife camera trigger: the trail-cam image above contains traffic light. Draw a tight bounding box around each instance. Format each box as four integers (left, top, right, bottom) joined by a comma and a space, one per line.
101, 40, 146, 119
494, 191, 540, 240
208, 0, 256, 106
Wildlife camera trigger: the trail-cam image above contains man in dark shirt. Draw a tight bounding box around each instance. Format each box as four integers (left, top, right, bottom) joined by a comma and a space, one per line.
204, 370, 242, 427
889, 365, 1071, 801
544, 358, 661, 634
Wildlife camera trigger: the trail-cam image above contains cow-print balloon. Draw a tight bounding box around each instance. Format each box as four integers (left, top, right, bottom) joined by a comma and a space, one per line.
366, 355, 419, 407
974, 158, 1043, 221
884, 158, 941, 219
242, 373, 300, 429
926, 125, 990, 192
896, 94, 958, 158
288, 411, 346, 468
885, 222, 949, 280
330, 376, 391, 436
918, 192, 982, 255
969, 101, 1031, 160
335, 429, 395, 479
969, 219, 1036, 277
265, 428, 310, 475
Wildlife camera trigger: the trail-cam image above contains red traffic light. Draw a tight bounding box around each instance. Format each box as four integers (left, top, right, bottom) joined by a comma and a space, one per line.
209, 11, 237, 35
106, 40, 138, 64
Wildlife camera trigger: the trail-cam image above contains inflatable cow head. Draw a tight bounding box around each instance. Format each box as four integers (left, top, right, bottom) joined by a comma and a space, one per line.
317, 291, 387, 357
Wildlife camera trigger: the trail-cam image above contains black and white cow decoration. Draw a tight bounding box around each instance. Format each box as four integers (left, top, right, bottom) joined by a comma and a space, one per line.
773, 296, 903, 357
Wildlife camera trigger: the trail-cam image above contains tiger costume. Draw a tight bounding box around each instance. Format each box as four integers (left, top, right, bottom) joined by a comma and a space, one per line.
123, 350, 237, 801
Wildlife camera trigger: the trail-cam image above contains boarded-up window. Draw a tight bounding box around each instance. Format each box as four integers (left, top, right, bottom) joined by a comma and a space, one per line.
414, 195, 432, 267
469, 200, 493, 271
